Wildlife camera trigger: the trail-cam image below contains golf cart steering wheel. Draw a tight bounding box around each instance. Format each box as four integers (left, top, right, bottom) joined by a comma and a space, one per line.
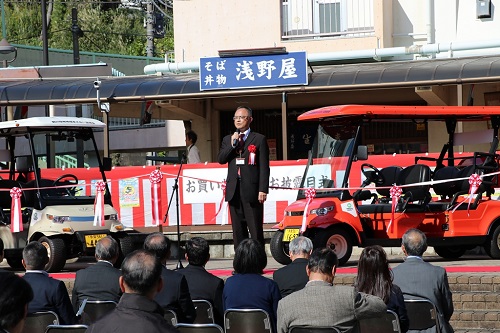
361, 163, 384, 185
52, 174, 79, 195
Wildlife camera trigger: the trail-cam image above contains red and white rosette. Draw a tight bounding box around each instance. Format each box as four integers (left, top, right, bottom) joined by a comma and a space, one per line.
248, 145, 257, 165
93, 181, 106, 227
300, 187, 316, 233
149, 170, 163, 226
451, 173, 483, 215
386, 185, 402, 233
10, 187, 23, 233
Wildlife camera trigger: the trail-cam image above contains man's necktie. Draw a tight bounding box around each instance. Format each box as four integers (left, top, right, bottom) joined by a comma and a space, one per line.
238, 133, 245, 153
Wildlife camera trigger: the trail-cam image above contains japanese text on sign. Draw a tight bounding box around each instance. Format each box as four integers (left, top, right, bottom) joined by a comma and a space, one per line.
199, 51, 308, 91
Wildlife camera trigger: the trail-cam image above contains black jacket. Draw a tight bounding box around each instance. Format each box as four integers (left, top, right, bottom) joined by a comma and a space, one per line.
178, 264, 224, 326
86, 293, 179, 333
154, 266, 196, 323
273, 258, 309, 298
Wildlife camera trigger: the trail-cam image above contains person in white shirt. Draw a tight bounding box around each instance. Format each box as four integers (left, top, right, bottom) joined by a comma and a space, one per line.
186, 130, 201, 164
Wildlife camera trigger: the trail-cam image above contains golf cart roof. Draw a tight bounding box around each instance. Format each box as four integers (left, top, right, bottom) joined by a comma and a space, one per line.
298, 105, 500, 122
0, 117, 105, 135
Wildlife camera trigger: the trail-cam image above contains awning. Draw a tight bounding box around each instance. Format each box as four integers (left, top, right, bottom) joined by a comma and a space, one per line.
1, 55, 500, 106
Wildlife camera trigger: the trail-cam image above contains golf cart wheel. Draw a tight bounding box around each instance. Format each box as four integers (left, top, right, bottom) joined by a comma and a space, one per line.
270, 230, 292, 265
485, 223, 500, 259
39, 236, 67, 273
434, 246, 466, 259
314, 227, 353, 266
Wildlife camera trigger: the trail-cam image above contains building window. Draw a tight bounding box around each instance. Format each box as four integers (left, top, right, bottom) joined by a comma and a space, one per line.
282, 0, 374, 40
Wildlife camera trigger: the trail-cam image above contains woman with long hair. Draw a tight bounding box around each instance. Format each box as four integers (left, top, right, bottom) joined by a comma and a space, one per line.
355, 245, 409, 333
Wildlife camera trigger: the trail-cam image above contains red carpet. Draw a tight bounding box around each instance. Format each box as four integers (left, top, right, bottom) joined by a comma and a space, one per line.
49, 265, 500, 280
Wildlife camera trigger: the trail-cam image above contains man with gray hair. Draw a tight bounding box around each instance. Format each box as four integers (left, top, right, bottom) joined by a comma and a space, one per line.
392, 228, 454, 333
72, 236, 122, 311
273, 236, 313, 297
87, 249, 178, 332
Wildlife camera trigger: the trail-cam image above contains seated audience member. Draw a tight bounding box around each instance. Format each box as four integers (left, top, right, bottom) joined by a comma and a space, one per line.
392, 229, 454, 333
178, 237, 224, 326
86, 249, 179, 333
223, 238, 281, 333
355, 245, 409, 333
277, 246, 386, 333
22, 241, 76, 324
273, 236, 313, 297
0, 272, 34, 333
144, 232, 196, 323
72, 236, 123, 311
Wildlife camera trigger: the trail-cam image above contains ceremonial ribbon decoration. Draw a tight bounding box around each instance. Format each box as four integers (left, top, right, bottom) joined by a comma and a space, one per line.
93, 181, 106, 227
149, 170, 163, 226
387, 185, 402, 233
451, 173, 483, 215
10, 187, 23, 233
300, 187, 316, 233
248, 145, 257, 165
212, 181, 228, 225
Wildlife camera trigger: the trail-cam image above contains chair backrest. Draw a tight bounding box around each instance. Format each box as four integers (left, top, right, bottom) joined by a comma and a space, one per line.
175, 323, 224, 333
432, 166, 461, 198
377, 166, 403, 197
358, 310, 401, 333
404, 299, 440, 333
22, 311, 60, 333
164, 309, 178, 326
397, 164, 431, 202
44, 324, 89, 333
80, 300, 117, 325
224, 308, 272, 333
289, 326, 341, 333
193, 299, 215, 324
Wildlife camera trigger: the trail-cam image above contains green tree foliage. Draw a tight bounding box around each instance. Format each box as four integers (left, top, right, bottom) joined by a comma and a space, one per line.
3, 0, 173, 57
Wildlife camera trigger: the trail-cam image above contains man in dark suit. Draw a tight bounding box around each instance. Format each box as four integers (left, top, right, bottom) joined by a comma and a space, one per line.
277, 247, 386, 333
144, 232, 196, 323
392, 228, 454, 333
86, 249, 178, 333
178, 237, 224, 326
217, 106, 270, 249
22, 241, 76, 324
273, 236, 313, 298
72, 236, 122, 311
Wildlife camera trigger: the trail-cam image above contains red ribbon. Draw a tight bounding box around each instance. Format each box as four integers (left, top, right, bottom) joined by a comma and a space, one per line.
387, 185, 402, 232
213, 181, 227, 223
301, 188, 317, 233
10, 187, 23, 233
93, 181, 106, 227
248, 144, 257, 165
149, 170, 163, 226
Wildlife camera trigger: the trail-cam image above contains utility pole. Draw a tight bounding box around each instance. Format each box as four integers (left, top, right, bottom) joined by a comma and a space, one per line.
146, 1, 154, 57
72, 7, 85, 168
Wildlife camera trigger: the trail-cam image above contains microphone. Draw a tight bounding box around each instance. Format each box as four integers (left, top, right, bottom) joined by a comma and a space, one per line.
233, 129, 240, 147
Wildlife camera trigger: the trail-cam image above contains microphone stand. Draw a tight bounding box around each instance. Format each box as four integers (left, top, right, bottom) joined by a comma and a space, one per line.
162, 154, 185, 269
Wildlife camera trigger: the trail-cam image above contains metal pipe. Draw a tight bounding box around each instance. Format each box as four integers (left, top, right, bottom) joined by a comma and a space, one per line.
144, 39, 500, 74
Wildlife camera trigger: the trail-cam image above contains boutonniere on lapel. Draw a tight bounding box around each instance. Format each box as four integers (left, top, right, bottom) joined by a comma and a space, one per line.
248, 145, 257, 165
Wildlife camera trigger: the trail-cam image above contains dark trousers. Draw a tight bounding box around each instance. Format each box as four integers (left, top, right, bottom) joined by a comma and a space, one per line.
229, 179, 264, 250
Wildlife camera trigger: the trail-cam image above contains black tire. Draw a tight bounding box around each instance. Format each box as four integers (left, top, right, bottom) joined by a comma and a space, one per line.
485, 224, 500, 259
39, 236, 67, 273
114, 234, 135, 268
6, 256, 24, 271
434, 246, 466, 259
270, 230, 292, 265
314, 227, 353, 266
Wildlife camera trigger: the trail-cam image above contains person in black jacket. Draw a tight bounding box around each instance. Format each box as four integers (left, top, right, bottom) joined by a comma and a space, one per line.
72, 236, 122, 311
86, 249, 178, 333
144, 232, 196, 323
178, 237, 224, 326
273, 236, 313, 298
22, 241, 76, 325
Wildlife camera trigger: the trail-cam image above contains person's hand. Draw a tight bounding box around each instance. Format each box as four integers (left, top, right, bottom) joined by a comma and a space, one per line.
231, 132, 239, 147
258, 192, 267, 203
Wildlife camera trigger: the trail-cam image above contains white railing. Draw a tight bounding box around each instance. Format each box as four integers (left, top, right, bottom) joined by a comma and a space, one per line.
39, 156, 90, 169
282, 0, 375, 40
